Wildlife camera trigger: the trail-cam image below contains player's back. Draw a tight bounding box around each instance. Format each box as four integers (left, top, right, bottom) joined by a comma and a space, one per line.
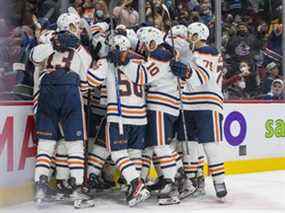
107, 62, 147, 125
44, 46, 91, 81
183, 46, 223, 112
145, 48, 180, 117
87, 58, 147, 126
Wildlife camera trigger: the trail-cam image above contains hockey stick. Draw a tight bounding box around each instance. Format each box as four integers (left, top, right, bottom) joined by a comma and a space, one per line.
161, 4, 190, 154
109, 0, 124, 136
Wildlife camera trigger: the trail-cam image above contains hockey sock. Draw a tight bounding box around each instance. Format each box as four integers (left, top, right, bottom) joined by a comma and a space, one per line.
88, 144, 110, 177
141, 147, 153, 182
183, 141, 199, 179
153, 154, 163, 178
128, 149, 143, 173
170, 140, 183, 171
65, 140, 85, 186
153, 145, 177, 182
197, 144, 205, 177
111, 150, 139, 184
50, 155, 56, 177
34, 139, 57, 182
203, 142, 225, 184
55, 140, 70, 181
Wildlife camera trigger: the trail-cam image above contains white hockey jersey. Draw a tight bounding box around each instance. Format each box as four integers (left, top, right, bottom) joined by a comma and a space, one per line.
87, 58, 147, 125
30, 42, 92, 94
120, 48, 180, 116
83, 87, 107, 116
182, 46, 224, 113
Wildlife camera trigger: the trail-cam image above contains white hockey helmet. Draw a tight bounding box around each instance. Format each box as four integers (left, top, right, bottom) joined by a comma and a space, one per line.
171, 25, 188, 39
111, 35, 131, 51
137, 26, 163, 51
57, 12, 81, 36
115, 24, 127, 31
187, 22, 209, 41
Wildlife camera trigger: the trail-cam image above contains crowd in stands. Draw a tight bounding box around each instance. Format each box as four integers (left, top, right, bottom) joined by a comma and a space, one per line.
0, 0, 284, 100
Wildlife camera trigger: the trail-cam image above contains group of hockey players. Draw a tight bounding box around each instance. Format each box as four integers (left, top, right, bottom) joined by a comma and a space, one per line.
31, 6, 227, 209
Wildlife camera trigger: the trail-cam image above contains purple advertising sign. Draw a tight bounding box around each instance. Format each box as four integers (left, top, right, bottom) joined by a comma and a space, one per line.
224, 111, 247, 146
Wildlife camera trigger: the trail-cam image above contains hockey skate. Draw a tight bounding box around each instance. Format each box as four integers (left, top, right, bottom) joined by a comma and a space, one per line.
196, 176, 206, 196
68, 178, 95, 209
147, 175, 165, 192
214, 181, 227, 202
126, 178, 150, 207
158, 179, 180, 205
178, 178, 197, 200
35, 175, 56, 207
88, 173, 115, 194
54, 180, 73, 201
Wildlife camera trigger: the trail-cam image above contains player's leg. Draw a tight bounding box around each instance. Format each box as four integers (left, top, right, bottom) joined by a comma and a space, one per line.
141, 147, 153, 183
54, 139, 72, 200
34, 84, 60, 203
175, 111, 198, 199
197, 110, 227, 199
87, 115, 112, 191
62, 84, 94, 208
147, 110, 180, 205
127, 125, 151, 205
196, 144, 206, 195
106, 122, 148, 206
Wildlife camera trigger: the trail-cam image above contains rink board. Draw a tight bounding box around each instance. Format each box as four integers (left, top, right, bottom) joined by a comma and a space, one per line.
0, 101, 285, 206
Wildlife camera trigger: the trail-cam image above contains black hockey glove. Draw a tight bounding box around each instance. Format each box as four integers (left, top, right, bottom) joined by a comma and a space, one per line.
170, 60, 192, 80
107, 48, 130, 67
52, 31, 80, 52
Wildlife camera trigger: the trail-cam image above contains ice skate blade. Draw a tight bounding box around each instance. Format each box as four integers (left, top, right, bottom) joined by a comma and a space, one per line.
217, 196, 226, 203
74, 199, 95, 209
158, 197, 180, 205
128, 189, 151, 207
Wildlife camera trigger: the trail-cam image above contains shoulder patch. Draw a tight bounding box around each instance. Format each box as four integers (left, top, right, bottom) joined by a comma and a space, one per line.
150, 47, 173, 62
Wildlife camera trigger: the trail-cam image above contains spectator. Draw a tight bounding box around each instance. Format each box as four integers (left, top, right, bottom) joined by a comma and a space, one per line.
258, 79, 284, 100
82, 2, 96, 25
94, 0, 109, 22
226, 22, 262, 72
223, 61, 253, 99
263, 21, 282, 65
261, 62, 283, 94
113, 0, 139, 28
145, 0, 168, 31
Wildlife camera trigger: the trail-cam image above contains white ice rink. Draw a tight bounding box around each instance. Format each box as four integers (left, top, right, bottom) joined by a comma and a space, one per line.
2, 171, 285, 213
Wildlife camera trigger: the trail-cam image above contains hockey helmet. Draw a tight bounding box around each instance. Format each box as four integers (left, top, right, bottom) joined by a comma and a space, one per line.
111, 35, 131, 51
57, 12, 81, 36
137, 26, 163, 51
187, 22, 209, 41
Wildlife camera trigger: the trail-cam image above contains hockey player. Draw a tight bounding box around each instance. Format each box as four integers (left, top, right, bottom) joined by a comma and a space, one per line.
118, 26, 190, 205
177, 22, 227, 200
87, 34, 150, 206
147, 24, 191, 193
31, 12, 94, 208
87, 22, 112, 191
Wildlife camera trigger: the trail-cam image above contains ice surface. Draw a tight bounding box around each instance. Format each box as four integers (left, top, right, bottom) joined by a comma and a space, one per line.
2, 171, 285, 213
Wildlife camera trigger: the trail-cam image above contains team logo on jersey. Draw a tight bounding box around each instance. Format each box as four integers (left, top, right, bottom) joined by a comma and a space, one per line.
76, 130, 82, 137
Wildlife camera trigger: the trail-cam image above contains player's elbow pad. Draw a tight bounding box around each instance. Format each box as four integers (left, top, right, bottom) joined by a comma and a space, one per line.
30, 44, 54, 64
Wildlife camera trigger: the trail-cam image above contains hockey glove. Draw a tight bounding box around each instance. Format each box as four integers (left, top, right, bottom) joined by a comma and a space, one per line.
52, 31, 80, 52
170, 60, 192, 80
108, 48, 130, 66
